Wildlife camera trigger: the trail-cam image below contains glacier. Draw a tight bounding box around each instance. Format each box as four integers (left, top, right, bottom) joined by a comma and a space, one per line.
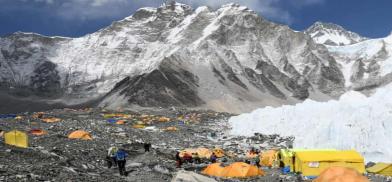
229, 82, 392, 162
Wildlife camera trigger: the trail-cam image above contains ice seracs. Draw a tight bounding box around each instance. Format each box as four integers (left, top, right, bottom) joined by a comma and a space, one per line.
229, 83, 392, 162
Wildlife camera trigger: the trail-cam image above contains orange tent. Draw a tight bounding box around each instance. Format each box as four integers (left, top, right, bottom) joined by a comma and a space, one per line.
116, 120, 126, 125
202, 163, 225, 177
30, 129, 47, 136
32, 112, 45, 119
180, 148, 213, 158
213, 148, 225, 158
68, 130, 92, 140
246, 152, 259, 159
163, 127, 178, 131
260, 150, 278, 167
158, 117, 171, 122
314, 167, 369, 182
42, 117, 61, 123
220, 162, 265, 178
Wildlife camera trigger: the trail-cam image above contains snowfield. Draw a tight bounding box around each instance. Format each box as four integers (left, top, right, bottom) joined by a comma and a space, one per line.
229, 83, 392, 162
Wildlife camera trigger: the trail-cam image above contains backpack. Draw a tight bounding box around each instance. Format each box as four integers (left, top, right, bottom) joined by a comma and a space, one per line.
116, 150, 127, 161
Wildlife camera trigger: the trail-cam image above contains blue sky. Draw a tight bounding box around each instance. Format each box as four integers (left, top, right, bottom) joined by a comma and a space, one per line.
0, 0, 391, 38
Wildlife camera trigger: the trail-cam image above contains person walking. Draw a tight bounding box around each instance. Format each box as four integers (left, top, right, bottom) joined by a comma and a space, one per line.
116, 149, 128, 176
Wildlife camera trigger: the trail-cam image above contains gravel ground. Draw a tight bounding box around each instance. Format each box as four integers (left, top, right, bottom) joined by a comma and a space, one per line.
0, 108, 390, 182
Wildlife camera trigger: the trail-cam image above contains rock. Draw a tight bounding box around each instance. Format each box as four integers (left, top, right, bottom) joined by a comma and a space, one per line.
171, 170, 217, 182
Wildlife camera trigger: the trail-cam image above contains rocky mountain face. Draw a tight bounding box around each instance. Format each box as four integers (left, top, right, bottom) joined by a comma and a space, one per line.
306, 21, 367, 46
0, 3, 381, 114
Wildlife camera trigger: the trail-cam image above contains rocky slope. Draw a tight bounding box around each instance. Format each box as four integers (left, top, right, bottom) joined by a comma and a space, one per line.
0, 3, 368, 114
306, 21, 367, 46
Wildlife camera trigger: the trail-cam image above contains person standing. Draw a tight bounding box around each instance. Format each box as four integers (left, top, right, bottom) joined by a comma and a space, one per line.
107, 146, 118, 168
175, 151, 182, 168
116, 149, 128, 176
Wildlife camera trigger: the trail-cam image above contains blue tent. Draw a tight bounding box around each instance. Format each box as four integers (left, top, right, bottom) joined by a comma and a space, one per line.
107, 119, 117, 123
0, 114, 17, 119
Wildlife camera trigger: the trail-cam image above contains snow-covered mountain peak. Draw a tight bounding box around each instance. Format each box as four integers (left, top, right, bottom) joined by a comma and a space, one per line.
306, 21, 367, 46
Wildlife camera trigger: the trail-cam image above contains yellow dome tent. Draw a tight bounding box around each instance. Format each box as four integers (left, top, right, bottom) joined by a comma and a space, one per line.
313, 166, 369, 182
68, 130, 92, 140
202, 163, 225, 177
4, 130, 28, 148
220, 162, 265, 178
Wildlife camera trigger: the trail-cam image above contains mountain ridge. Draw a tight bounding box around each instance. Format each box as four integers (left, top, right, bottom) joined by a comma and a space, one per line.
0, 3, 390, 113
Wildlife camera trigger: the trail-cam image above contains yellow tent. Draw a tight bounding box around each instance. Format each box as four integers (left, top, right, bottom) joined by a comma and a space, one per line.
213, 148, 225, 158
294, 150, 365, 177
180, 148, 213, 159
220, 162, 265, 178
4, 130, 28, 148
260, 150, 278, 167
68, 130, 92, 140
314, 166, 369, 182
367, 163, 392, 176
202, 163, 225, 177
132, 124, 146, 129
279, 149, 337, 172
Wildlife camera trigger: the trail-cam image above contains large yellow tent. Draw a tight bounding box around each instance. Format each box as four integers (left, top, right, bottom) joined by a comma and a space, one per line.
279, 149, 337, 172
367, 163, 392, 176
294, 150, 365, 177
313, 166, 369, 182
4, 130, 28, 148
202, 163, 225, 177
260, 150, 278, 167
220, 162, 265, 178
180, 148, 213, 159
68, 130, 92, 140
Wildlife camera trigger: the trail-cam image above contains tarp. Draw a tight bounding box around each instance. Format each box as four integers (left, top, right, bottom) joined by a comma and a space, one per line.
314, 166, 369, 182
220, 162, 265, 178
4, 130, 28, 148
68, 130, 92, 140
295, 150, 365, 177
367, 163, 392, 176
173, 170, 217, 182
202, 163, 224, 177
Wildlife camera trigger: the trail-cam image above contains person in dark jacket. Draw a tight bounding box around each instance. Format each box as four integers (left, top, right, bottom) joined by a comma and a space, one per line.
116, 149, 128, 176
144, 143, 151, 152
175, 151, 182, 168
210, 153, 217, 163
